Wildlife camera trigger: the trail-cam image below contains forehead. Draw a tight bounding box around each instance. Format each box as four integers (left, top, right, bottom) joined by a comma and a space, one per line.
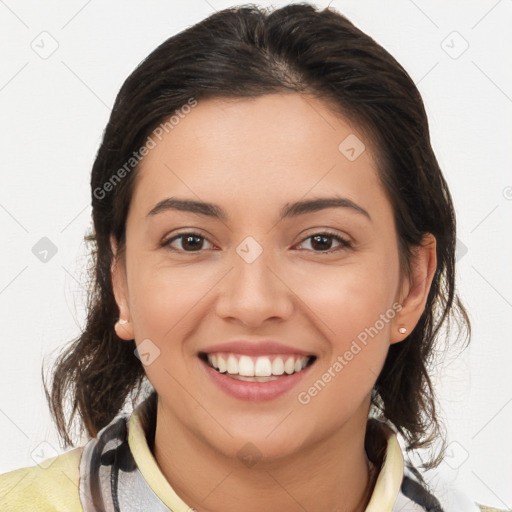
129, 93, 388, 224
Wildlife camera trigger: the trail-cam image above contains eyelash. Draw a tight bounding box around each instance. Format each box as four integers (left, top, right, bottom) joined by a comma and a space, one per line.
161, 230, 352, 254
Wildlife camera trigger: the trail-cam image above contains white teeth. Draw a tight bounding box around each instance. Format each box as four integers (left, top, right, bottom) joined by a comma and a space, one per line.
284, 356, 295, 375
231, 374, 280, 382
238, 355, 254, 376
254, 357, 272, 377
206, 353, 311, 377
271, 357, 285, 375
227, 354, 238, 375
217, 354, 227, 373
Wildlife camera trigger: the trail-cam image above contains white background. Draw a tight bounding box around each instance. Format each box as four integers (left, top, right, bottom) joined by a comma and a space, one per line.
1, 0, 511, 509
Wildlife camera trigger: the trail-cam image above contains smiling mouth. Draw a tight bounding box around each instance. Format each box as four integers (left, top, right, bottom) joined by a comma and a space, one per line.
199, 352, 317, 382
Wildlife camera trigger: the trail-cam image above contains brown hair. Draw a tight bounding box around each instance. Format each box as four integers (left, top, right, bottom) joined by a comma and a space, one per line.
42, 2, 470, 468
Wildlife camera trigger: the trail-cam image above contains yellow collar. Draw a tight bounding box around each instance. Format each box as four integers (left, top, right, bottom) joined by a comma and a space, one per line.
128, 399, 404, 511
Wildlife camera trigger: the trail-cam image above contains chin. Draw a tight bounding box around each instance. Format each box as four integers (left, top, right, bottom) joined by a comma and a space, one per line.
209, 426, 310, 466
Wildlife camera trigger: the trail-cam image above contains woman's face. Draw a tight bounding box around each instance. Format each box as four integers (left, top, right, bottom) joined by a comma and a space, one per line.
112, 93, 416, 460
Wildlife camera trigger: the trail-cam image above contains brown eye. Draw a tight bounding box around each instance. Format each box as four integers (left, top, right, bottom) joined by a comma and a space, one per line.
162, 232, 214, 252
296, 232, 352, 253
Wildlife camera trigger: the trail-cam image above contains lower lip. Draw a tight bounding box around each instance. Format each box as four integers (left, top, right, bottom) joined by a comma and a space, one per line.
200, 358, 314, 401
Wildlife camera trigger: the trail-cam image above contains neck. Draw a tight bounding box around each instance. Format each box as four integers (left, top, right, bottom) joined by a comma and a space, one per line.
152, 400, 376, 512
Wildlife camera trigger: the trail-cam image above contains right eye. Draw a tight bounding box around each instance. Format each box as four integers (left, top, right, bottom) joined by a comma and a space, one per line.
161, 231, 216, 253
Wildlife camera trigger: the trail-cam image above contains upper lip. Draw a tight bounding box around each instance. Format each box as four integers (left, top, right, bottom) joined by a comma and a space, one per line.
199, 340, 314, 357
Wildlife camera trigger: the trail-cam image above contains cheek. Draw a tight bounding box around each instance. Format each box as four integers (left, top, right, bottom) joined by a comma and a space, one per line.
127, 253, 217, 341
294, 268, 398, 424
293, 253, 400, 346
126, 263, 209, 409
291, 253, 400, 409
128, 242, 400, 350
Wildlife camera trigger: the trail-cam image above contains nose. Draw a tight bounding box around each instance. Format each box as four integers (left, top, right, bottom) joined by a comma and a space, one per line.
214, 240, 294, 328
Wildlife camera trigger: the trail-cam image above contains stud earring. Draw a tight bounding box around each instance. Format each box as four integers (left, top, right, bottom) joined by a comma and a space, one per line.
398, 327, 407, 334
115, 318, 129, 332
114, 318, 133, 342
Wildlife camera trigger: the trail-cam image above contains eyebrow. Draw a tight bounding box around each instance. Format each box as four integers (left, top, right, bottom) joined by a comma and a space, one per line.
146, 195, 371, 222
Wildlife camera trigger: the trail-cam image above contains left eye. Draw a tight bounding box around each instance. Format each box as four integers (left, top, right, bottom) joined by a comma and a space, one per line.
162, 231, 351, 253
295, 232, 352, 253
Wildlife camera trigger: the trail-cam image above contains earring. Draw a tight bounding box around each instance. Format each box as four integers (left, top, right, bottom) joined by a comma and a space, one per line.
115, 318, 129, 332
398, 327, 407, 334
114, 318, 133, 342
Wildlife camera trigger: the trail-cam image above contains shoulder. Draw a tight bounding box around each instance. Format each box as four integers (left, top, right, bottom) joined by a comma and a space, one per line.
366, 418, 503, 512
0, 446, 83, 512
397, 461, 506, 512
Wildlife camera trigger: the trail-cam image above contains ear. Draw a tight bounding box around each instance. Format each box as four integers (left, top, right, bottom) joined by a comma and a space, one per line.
390, 233, 437, 344
110, 234, 134, 341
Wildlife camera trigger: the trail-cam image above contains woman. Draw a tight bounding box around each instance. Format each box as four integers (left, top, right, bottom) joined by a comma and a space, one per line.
0, 3, 488, 511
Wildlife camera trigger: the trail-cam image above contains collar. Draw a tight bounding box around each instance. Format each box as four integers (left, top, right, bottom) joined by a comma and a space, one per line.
79, 393, 405, 511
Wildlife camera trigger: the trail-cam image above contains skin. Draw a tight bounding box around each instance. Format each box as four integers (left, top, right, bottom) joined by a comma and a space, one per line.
111, 93, 436, 512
